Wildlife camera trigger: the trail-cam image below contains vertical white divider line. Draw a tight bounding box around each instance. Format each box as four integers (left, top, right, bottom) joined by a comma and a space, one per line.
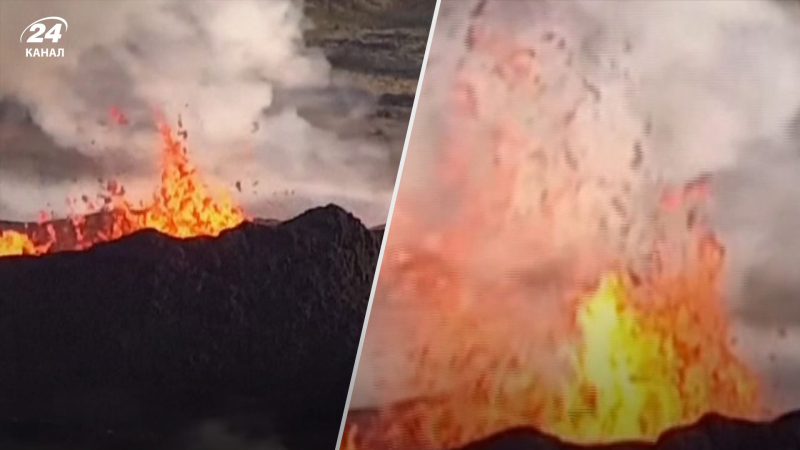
334, 0, 444, 447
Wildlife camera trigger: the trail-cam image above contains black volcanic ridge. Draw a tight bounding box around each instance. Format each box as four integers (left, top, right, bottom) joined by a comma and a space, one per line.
0, 204, 382, 450
448, 411, 800, 450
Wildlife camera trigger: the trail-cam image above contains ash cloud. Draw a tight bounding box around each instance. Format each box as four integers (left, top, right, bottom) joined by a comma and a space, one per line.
0, 199, 14, 220
0, 0, 396, 225
0, 98, 141, 183
352, 0, 800, 415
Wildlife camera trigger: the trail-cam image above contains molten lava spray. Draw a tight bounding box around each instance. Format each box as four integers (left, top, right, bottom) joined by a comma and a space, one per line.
0, 121, 245, 257
342, 2, 778, 448
114, 122, 245, 239
0, 230, 39, 256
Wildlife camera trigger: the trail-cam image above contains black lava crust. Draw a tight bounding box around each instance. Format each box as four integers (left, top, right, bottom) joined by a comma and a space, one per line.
0, 204, 381, 450
454, 411, 800, 450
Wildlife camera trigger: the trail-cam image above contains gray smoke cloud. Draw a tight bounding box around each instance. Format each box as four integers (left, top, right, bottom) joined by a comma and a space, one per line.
352, 0, 800, 416
0, 0, 395, 225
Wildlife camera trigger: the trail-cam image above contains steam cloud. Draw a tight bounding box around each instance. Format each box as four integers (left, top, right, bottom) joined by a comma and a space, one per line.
352, 0, 800, 415
0, 0, 396, 225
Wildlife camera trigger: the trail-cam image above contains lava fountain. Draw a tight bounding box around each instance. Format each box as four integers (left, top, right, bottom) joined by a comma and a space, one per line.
0, 119, 245, 257
341, 23, 765, 450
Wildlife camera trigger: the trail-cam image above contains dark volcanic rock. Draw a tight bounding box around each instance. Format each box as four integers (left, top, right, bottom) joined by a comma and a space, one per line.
0, 204, 380, 449
378, 93, 416, 108
454, 411, 800, 450
370, 224, 386, 243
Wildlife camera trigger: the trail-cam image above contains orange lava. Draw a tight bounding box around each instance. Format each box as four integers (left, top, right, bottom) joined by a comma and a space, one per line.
0, 230, 44, 256
0, 121, 245, 257
341, 26, 764, 450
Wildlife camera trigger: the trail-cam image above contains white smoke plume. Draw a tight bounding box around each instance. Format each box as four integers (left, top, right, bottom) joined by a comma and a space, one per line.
0, 0, 394, 225
351, 0, 800, 415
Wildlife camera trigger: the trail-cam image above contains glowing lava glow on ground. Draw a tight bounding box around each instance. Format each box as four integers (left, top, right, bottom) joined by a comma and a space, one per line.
0, 121, 245, 257
341, 26, 765, 450
0, 230, 39, 256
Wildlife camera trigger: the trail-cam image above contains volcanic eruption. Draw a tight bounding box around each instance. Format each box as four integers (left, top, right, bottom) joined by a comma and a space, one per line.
0, 114, 383, 450
0, 116, 245, 257
342, 1, 800, 449
0, 0, 437, 447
